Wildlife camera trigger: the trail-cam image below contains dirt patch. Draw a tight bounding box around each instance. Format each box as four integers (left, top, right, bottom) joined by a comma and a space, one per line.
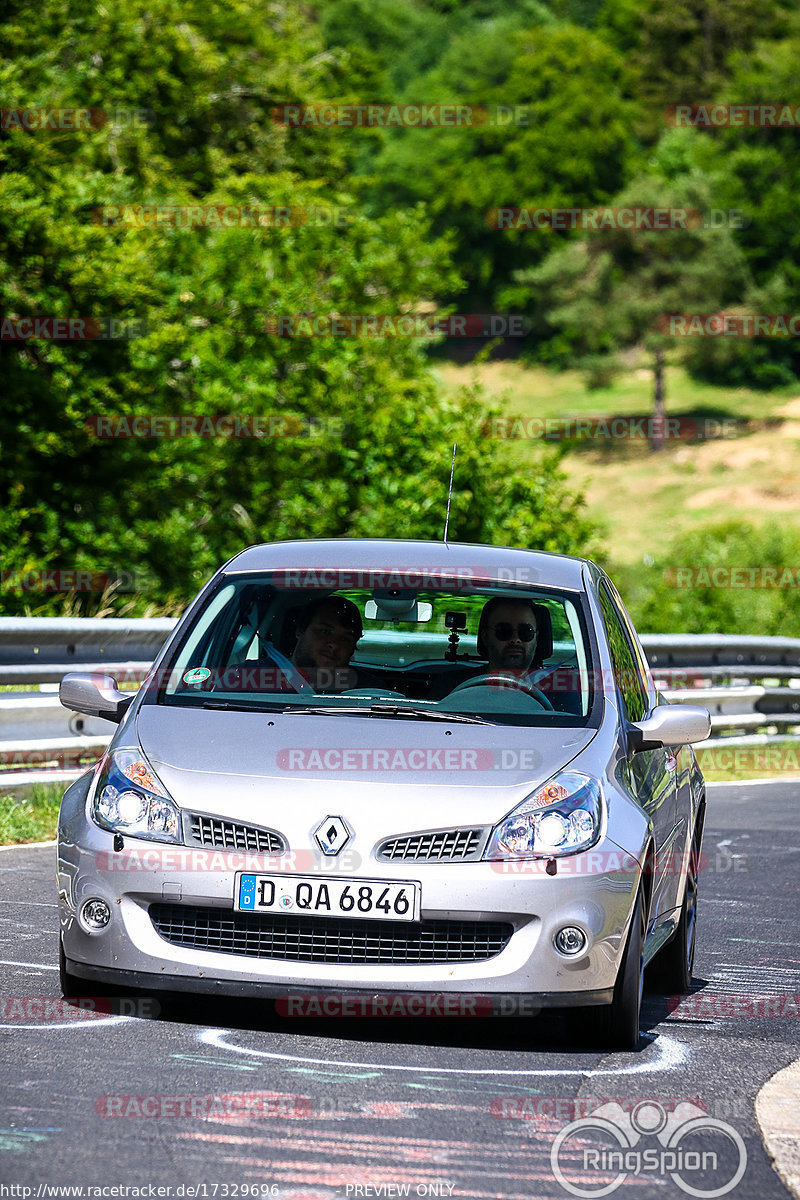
685, 483, 799, 512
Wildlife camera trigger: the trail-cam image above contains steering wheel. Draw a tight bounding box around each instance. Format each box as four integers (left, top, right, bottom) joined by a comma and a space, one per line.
449, 672, 554, 710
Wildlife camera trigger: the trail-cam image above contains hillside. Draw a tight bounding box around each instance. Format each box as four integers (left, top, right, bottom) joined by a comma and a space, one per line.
435, 360, 800, 566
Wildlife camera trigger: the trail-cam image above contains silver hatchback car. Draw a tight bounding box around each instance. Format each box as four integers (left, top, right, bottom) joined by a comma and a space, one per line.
57, 540, 710, 1048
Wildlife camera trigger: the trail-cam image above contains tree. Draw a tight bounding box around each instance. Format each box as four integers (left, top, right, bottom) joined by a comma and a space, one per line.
366, 22, 641, 310
595, 0, 793, 139
0, 0, 600, 615
502, 168, 750, 447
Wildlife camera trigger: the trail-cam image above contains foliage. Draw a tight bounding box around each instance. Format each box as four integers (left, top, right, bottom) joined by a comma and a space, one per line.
368, 23, 640, 308
616, 520, 800, 637
4, 0, 800, 623
501, 166, 752, 417
0, 0, 600, 616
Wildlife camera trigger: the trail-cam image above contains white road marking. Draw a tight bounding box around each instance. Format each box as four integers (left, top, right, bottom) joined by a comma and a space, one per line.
199, 1028, 688, 1077
0, 958, 58, 970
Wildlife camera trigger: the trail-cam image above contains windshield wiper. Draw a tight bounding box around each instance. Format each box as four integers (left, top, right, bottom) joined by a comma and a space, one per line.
201, 699, 283, 713
256, 703, 490, 725
367, 704, 490, 725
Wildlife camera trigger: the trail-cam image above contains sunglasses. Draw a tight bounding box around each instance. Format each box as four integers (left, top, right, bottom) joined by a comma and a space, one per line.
490, 622, 536, 642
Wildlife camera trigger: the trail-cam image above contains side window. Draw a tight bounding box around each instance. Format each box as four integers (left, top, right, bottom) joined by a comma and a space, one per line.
605, 578, 654, 695
598, 584, 648, 722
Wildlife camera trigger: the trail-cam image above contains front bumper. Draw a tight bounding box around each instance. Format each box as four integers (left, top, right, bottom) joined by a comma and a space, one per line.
58, 821, 642, 1005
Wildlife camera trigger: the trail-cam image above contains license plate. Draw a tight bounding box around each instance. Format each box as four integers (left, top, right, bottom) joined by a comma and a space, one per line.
235, 873, 421, 922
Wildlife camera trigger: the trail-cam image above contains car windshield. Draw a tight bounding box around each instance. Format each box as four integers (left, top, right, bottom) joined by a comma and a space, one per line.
157, 572, 596, 726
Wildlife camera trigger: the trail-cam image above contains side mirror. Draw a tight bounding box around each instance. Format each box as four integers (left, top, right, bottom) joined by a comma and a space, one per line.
59, 672, 135, 724
628, 704, 711, 753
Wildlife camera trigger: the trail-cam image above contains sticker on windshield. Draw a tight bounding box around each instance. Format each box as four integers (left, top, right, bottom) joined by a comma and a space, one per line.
183, 667, 211, 685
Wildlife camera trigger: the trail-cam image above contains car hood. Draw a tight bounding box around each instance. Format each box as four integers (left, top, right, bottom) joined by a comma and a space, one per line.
135, 704, 600, 829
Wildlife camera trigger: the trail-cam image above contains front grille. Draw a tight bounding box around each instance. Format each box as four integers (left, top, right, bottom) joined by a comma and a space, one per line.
187, 813, 285, 854
378, 828, 485, 862
149, 903, 513, 965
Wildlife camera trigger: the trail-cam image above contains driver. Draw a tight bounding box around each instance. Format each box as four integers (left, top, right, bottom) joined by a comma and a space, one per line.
476, 598, 541, 674
290, 595, 363, 692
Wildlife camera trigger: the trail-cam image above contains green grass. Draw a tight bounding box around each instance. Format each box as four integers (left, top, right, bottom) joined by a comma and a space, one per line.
0, 783, 64, 844
435, 358, 795, 423
435, 358, 800, 566
696, 740, 800, 783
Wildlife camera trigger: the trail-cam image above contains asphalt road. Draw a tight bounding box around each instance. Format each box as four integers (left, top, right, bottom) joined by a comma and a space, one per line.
1, 780, 799, 1199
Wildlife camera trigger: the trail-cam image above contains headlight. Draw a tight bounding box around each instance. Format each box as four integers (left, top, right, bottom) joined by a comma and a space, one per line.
92, 747, 182, 843
485, 771, 602, 860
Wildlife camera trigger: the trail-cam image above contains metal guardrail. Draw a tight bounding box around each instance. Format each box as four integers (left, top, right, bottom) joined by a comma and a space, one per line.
644, 635, 800, 743
1, 620, 799, 789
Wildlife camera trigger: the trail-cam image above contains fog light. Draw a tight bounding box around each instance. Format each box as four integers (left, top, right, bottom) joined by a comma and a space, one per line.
554, 925, 587, 956
81, 898, 111, 931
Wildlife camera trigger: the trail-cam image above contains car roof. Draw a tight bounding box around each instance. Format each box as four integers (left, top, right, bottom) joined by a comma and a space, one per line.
223, 539, 590, 591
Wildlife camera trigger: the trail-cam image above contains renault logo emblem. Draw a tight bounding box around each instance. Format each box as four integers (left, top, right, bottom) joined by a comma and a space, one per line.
313, 815, 351, 856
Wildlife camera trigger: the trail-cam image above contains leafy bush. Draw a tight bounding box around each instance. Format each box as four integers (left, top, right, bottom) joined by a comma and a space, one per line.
614, 520, 800, 636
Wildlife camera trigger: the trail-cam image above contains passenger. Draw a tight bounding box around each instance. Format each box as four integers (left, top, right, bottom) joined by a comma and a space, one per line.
290, 595, 363, 692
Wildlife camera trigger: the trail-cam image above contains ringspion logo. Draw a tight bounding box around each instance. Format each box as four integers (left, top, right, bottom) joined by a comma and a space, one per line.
550, 1100, 747, 1197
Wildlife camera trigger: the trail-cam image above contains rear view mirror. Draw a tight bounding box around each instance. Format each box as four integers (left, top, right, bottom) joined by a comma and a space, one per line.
628, 704, 711, 752
366, 590, 433, 623
59, 672, 134, 724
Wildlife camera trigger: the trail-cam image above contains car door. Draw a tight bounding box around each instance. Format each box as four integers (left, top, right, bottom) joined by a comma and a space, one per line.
597, 581, 679, 931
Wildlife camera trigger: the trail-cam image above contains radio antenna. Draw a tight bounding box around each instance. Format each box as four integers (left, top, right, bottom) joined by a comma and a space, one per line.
443, 442, 457, 544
